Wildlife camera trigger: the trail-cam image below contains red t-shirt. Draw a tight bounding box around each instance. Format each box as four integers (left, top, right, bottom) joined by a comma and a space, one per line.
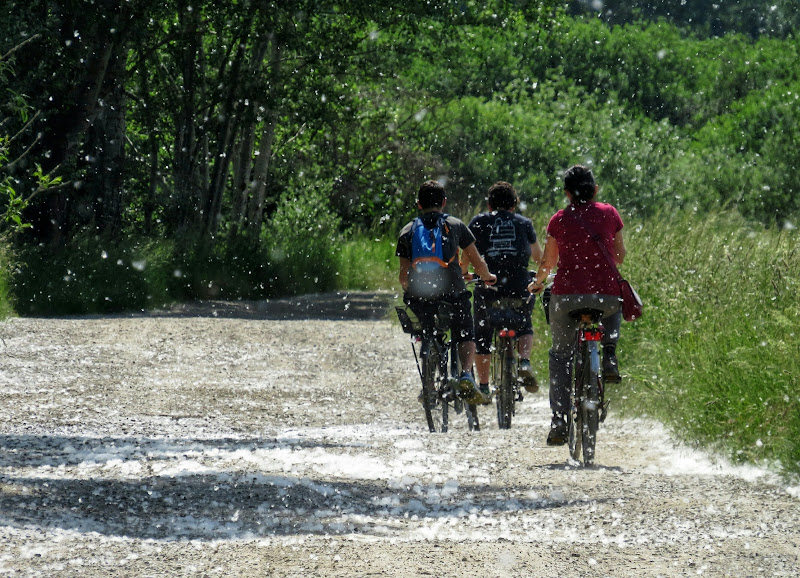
547, 202, 624, 296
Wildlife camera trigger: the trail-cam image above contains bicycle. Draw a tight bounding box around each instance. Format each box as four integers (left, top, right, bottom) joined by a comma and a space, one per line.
485, 297, 531, 430
567, 308, 610, 466
396, 299, 480, 433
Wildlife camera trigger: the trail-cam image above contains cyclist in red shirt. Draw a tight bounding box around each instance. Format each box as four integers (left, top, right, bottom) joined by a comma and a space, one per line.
528, 165, 626, 446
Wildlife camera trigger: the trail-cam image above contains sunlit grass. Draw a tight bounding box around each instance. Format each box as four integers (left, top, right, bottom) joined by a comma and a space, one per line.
619, 210, 799, 475
0, 243, 15, 319
336, 234, 397, 291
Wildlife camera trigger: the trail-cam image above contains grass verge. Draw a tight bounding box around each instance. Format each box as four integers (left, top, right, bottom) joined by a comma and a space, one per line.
618, 211, 799, 475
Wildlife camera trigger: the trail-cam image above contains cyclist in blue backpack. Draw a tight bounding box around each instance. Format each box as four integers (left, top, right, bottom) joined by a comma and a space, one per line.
396, 180, 497, 405
469, 181, 543, 401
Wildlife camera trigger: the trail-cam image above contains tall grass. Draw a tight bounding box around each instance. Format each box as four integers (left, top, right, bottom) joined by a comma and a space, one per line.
619, 211, 799, 474
336, 234, 397, 291
0, 243, 15, 319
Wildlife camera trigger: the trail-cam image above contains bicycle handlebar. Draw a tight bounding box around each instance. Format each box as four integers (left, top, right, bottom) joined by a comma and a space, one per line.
468, 278, 498, 291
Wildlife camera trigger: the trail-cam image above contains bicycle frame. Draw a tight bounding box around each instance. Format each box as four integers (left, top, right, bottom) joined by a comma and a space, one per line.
397, 304, 480, 433
492, 328, 519, 429
487, 297, 528, 430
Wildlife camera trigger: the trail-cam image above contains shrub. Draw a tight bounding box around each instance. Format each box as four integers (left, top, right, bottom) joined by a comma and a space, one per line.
12, 237, 173, 315
264, 184, 342, 296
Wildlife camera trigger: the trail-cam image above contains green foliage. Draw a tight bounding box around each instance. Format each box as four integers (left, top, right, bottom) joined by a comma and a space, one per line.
336, 233, 397, 291
166, 241, 275, 302
12, 237, 174, 316
569, 0, 800, 38
415, 86, 685, 220
0, 243, 14, 319
264, 184, 342, 296
617, 211, 800, 473
690, 78, 800, 225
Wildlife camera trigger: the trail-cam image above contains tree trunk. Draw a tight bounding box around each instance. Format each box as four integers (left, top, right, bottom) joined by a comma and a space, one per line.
229, 123, 256, 242
172, 1, 201, 237
90, 51, 127, 238
201, 5, 258, 245
245, 34, 281, 240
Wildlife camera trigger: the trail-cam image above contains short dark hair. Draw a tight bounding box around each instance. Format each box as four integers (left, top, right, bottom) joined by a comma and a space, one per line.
417, 180, 446, 210
487, 181, 518, 210
564, 165, 596, 204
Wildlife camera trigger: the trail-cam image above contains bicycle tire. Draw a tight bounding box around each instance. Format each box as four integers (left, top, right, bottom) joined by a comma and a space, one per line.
448, 338, 477, 432
466, 403, 480, 431
421, 342, 447, 433
569, 347, 585, 462
496, 353, 515, 430
580, 344, 601, 465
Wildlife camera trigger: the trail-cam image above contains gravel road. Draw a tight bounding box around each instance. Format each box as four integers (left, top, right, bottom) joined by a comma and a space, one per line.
0, 291, 798, 577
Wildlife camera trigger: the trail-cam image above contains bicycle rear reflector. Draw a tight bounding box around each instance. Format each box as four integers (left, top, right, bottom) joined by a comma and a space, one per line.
582, 329, 602, 341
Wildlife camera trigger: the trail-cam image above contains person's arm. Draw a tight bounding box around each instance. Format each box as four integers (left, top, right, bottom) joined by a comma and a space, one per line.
530, 240, 544, 267
613, 230, 626, 265
528, 234, 558, 293
398, 257, 411, 291
461, 243, 496, 284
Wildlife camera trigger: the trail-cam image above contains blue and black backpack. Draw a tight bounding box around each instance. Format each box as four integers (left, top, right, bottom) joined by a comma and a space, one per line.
408, 214, 455, 299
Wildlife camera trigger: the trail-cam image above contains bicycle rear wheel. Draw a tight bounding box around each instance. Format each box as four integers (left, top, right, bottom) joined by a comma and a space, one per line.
579, 343, 601, 465
421, 343, 448, 433
569, 350, 585, 462
580, 375, 600, 466
496, 353, 515, 429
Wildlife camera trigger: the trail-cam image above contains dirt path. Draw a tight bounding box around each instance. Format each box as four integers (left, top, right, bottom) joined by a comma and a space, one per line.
0, 292, 798, 577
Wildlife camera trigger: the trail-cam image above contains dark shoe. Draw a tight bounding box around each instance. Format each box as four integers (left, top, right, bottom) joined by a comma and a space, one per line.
465, 385, 490, 405
546, 413, 568, 446
518, 359, 539, 393
457, 371, 476, 395
602, 346, 621, 383
459, 372, 489, 405
478, 384, 492, 405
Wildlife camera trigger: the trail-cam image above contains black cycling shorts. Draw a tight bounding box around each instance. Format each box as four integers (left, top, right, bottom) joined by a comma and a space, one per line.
474, 290, 533, 355
403, 292, 475, 344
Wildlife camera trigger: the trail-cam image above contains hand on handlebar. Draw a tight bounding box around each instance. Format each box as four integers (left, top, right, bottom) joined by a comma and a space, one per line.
482, 273, 497, 286
528, 279, 545, 294
462, 271, 474, 282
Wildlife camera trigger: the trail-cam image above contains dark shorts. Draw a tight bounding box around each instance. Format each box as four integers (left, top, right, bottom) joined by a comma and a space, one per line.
404, 292, 475, 344
474, 290, 534, 355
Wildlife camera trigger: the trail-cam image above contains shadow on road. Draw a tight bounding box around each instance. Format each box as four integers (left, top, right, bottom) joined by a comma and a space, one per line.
132, 291, 398, 322
0, 432, 614, 541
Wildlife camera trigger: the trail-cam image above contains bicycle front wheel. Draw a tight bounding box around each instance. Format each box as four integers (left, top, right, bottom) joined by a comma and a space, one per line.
421, 342, 447, 433
466, 403, 480, 431
568, 406, 581, 462
496, 353, 515, 430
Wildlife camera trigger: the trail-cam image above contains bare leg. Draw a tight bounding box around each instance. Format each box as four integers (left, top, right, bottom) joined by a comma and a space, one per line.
458, 340, 476, 375
476, 353, 491, 384
517, 334, 533, 359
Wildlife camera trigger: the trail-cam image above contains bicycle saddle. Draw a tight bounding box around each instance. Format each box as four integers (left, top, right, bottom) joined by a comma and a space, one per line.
568, 308, 604, 321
